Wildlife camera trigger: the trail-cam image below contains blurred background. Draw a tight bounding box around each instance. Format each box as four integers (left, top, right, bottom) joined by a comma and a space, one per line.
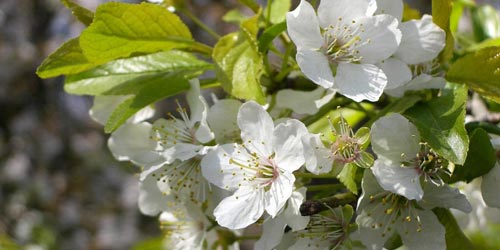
0, 0, 499, 249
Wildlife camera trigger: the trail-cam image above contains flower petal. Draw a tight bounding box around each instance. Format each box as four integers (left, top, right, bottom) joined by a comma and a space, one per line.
207, 99, 241, 144
387, 74, 446, 97
420, 183, 472, 212
335, 63, 387, 102
395, 15, 446, 64
90, 96, 154, 125
254, 215, 287, 250
399, 210, 446, 250
139, 171, 173, 216
318, 0, 373, 27
276, 88, 335, 115
296, 48, 335, 89
214, 186, 265, 229
238, 101, 274, 156
186, 79, 214, 143
286, 0, 324, 49
372, 159, 423, 200
357, 14, 402, 64
481, 164, 500, 208
371, 113, 420, 163
377, 58, 412, 90
273, 119, 307, 172
302, 133, 333, 174
200, 143, 247, 190
265, 171, 295, 217
108, 122, 164, 166
374, 0, 403, 22
284, 187, 310, 231
161, 143, 204, 162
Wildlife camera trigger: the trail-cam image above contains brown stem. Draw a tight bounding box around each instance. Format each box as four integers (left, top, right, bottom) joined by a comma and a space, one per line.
300, 192, 357, 216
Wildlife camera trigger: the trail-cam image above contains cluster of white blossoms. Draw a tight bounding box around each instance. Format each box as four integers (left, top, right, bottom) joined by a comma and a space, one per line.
90, 0, 500, 249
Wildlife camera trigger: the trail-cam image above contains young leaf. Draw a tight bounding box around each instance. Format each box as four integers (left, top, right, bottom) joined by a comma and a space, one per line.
265, 0, 291, 24
36, 38, 97, 78
213, 15, 266, 103
337, 164, 358, 195
104, 73, 191, 133
405, 84, 469, 165
80, 2, 194, 63
61, 0, 94, 26
450, 128, 496, 183
236, 0, 259, 13
432, 0, 454, 61
258, 22, 287, 53
64, 51, 212, 95
446, 46, 500, 102
432, 208, 475, 250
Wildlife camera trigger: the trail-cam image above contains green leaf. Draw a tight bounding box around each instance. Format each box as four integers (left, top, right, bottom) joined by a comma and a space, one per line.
265, 0, 291, 24
80, 2, 194, 63
432, 208, 475, 250
466, 38, 500, 51
405, 84, 469, 165
0, 233, 21, 250
36, 38, 98, 78
104, 74, 191, 133
132, 237, 164, 250
64, 51, 212, 95
61, 0, 94, 26
213, 15, 266, 103
432, 0, 454, 61
337, 164, 358, 195
258, 22, 287, 52
402, 3, 421, 21
446, 46, 500, 102
222, 9, 249, 24
451, 128, 496, 183
366, 95, 422, 127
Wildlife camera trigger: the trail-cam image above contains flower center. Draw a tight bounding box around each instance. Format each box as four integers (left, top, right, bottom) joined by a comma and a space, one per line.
320, 18, 371, 64
297, 213, 349, 248
367, 192, 423, 238
410, 59, 441, 78
402, 144, 449, 186
331, 135, 361, 164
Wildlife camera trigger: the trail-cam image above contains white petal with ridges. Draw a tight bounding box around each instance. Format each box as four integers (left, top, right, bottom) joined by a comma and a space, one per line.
201, 143, 247, 191
276, 88, 335, 115
335, 63, 387, 102
207, 99, 241, 144
296, 49, 335, 89
375, 0, 403, 22
214, 185, 265, 229
395, 15, 446, 64
318, 0, 373, 27
357, 15, 402, 64
238, 101, 274, 156
286, 0, 324, 49
378, 58, 412, 90
372, 159, 423, 200
371, 113, 420, 163
265, 171, 295, 217
421, 183, 472, 212
399, 210, 445, 250
273, 119, 306, 172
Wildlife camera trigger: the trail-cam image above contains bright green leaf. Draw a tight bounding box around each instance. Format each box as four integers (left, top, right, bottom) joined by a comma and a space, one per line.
258, 21, 287, 52
80, 2, 194, 63
222, 9, 249, 24
237, 0, 259, 13
446, 46, 500, 102
433, 208, 475, 250
405, 84, 469, 165
466, 38, 500, 51
0, 233, 21, 250
402, 3, 421, 21
451, 128, 496, 183
64, 51, 212, 95
337, 164, 358, 194
36, 38, 97, 78
104, 74, 191, 133
61, 0, 94, 26
432, 0, 454, 62
265, 0, 291, 24
213, 15, 266, 103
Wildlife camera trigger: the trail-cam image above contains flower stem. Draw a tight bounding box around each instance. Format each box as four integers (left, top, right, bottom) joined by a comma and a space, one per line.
178, 8, 221, 40
306, 184, 345, 192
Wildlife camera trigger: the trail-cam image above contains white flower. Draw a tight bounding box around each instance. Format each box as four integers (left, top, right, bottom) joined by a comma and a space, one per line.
201, 101, 307, 229
286, 0, 401, 102
255, 187, 310, 250
355, 170, 471, 250
288, 205, 355, 250
480, 137, 500, 208
275, 87, 336, 115
370, 113, 450, 200
373, 0, 446, 96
